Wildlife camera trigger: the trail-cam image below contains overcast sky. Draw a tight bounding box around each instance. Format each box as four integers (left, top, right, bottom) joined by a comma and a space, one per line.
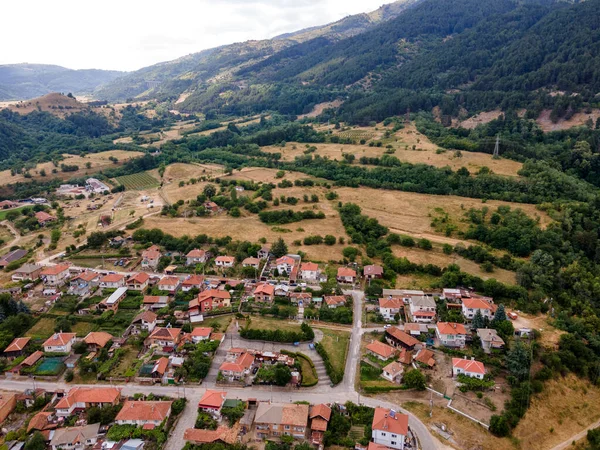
2, 0, 391, 72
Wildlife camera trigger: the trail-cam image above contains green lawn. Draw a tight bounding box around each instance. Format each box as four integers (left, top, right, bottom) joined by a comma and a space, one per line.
25, 318, 57, 339
316, 327, 350, 375
72, 321, 95, 337
0, 206, 28, 220
247, 315, 302, 333
299, 355, 318, 386
109, 347, 141, 378
201, 315, 233, 332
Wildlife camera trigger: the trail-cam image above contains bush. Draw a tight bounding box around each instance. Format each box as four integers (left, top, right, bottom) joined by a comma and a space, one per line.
490, 415, 510, 437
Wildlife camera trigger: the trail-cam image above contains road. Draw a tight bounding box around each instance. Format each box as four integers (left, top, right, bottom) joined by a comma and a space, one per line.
549, 418, 600, 450
1, 220, 21, 249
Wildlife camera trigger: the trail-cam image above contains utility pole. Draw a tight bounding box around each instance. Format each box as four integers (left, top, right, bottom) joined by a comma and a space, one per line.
493, 135, 500, 159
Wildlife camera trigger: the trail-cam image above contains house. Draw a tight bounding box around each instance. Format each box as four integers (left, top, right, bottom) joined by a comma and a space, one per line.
69, 271, 99, 295
11, 263, 42, 281
127, 272, 150, 291
151, 357, 170, 383
204, 201, 220, 213
215, 256, 235, 268
413, 349, 435, 368
435, 322, 467, 348
115, 401, 172, 427
381, 362, 404, 384
366, 341, 398, 361
184, 427, 237, 445
158, 276, 180, 293
189, 289, 231, 315
83, 332, 113, 351
189, 327, 212, 343
3, 337, 31, 360
198, 390, 227, 417
337, 267, 356, 284
99, 273, 125, 289
131, 311, 158, 334
142, 296, 170, 310
254, 402, 309, 439
385, 327, 419, 351
181, 275, 205, 292
299, 262, 319, 281
141, 245, 161, 271
219, 351, 255, 380
35, 211, 56, 226
0, 393, 16, 424
309, 404, 331, 446
477, 328, 505, 353
0, 249, 27, 268
441, 288, 465, 301
186, 249, 208, 266
408, 295, 437, 323
20, 351, 43, 370
257, 246, 271, 260
27, 411, 56, 433
452, 357, 486, 379
0, 200, 19, 209
242, 257, 260, 269
253, 283, 275, 303
275, 255, 296, 275
378, 297, 403, 321
371, 407, 408, 450
397, 348, 413, 366
98, 286, 128, 311
145, 327, 182, 351
50, 423, 100, 450
462, 298, 496, 321
364, 264, 383, 280
86, 178, 110, 194
109, 236, 125, 248
324, 295, 347, 309
43, 332, 76, 353
55, 387, 120, 416
41, 263, 71, 286
403, 323, 428, 337
289, 292, 312, 305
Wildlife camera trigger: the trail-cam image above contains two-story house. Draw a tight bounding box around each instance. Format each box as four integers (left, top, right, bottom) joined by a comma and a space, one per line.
198, 390, 227, 417
461, 297, 496, 321
186, 249, 208, 266
189, 289, 231, 315
276, 256, 296, 275
378, 297, 403, 321
435, 322, 467, 348
299, 262, 319, 282
99, 273, 126, 289
50, 423, 100, 450
127, 272, 150, 291
158, 276, 180, 293
141, 245, 162, 270
363, 264, 383, 281
253, 283, 275, 303
219, 351, 255, 380
408, 295, 437, 323
255, 402, 309, 440
131, 311, 158, 334
41, 263, 71, 286
385, 327, 419, 351
69, 271, 99, 296
145, 327, 182, 351
371, 407, 408, 450
336, 267, 356, 284
215, 256, 235, 268
181, 274, 205, 292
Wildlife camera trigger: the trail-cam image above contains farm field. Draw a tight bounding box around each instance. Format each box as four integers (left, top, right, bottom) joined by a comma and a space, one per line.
115, 172, 160, 190
0, 150, 144, 187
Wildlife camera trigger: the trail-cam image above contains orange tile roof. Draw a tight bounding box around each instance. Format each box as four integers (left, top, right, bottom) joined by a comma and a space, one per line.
116, 401, 172, 422
366, 341, 397, 359
133, 310, 157, 323
198, 289, 231, 301
159, 276, 180, 286
22, 350, 43, 366
55, 387, 120, 409
28, 411, 54, 432
386, 327, 419, 347
215, 256, 235, 263
382, 361, 404, 377
372, 407, 408, 436
242, 257, 260, 265
182, 275, 205, 286
43, 332, 76, 348
462, 298, 494, 310
72, 271, 98, 282
254, 283, 274, 296
128, 272, 150, 284
100, 273, 125, 283
143, 296, 168, 304
437, 322, 467, 335
368, 442, 394, 450
379, 297, 403, 309
281, 403, 309, 427
190, 327, 212, 338
35, 211, 55, 222
309, 404, 331, 421
301, 262, 319, 272
220, 352, 254, 373
153, 357, 169, 375
397, 348, 413, 365
198, 390, 226, 409
4, 337, 30, 353
187, 249, 206, 258
148, 327, 182, 341
184, 426, 237, 444
364, 265, 383, 276
337, 267, 356, 277
210, 333, 225, 342
276, 256, 295, 265
324, 295, 347, 306
311, 418, 328, 431
83, 332, 113, 348
452, 357, 486, 375
41, 263, 70, 276
415, 349, 435, 367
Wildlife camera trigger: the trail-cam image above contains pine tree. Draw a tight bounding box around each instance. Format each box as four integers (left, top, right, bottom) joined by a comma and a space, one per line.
493, 304, 507, 323
471, 310, 484, 330
271, 237, 288, 258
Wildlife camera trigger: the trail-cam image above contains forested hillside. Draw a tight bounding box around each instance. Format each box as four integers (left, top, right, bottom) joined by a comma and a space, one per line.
0, 64, 125, 101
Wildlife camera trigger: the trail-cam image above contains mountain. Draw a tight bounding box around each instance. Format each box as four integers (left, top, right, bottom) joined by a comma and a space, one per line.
0, 64, 126, 101
95, 0, 422, 102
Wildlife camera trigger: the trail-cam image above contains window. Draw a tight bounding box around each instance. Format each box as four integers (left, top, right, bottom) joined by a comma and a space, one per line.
391, 442, 397, 446
285, 425, 290, 430
381, 433, 386, 436
273, 425, 278, 430
391, 434, 396, 438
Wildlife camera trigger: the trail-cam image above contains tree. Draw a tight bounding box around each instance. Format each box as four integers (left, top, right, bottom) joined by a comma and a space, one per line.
274, 365, 292, 386
506, 341, 531, 381
492, 304, 507, 324
24, 432, 46, 450
342, 246, 359, 262
271, 238, 288, 258
471, 310, 485, 330
403, 369, 426, 390
489, 414, 510, 437
203, 184, 216, 199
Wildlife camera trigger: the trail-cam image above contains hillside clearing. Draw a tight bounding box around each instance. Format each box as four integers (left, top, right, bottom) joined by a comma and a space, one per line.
115, 172, 160, 190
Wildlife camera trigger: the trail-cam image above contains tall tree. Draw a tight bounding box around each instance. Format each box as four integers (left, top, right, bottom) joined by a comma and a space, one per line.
203, 184, 216, 199
506, 341, 531, 382
471, 310, 485, 330
493, 304, 507, 323
271, 237, 288, 258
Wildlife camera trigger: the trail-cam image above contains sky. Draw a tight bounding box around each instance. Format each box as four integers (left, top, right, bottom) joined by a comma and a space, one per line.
1, 0, 391, 72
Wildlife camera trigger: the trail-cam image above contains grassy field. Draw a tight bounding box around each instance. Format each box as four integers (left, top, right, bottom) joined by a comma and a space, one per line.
25, 318, 57, 339
109, 346, 142, 377
200, 315, 233, 332
316, 327, 350, 376
115, 172, 160, 190
0, 206, 28, 220
299, 355, 318, 386
72, 321, 95, 337
247, 316, 303, 333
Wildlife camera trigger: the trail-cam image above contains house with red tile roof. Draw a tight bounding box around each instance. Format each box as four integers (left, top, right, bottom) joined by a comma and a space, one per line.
366, 341, 398, 361
186, 249, 208, 266
384, 327, 419, 351
408, 295, 437, 323
242, 257, 260, 269
299, 262, 320, 281
219, 352, 255, 380
41, 264, 71, 286
184, 427, 237, 445
371, 407, 408, 450
115, 401, 173, 426
99, 273, 125, 289
181, 274, 205, 292
452, 357, 486, 379
189, 327, 212, 343
253, 283, 275, 303
142, 295, 170, 311
131, 311, 157, 334
255, 402, 309, 440
35, 211, 56, 226
462, 297, 497, 321
413, 349, 435, 368
3, 337, 31, 359
189, 289, 231, 315
435, 322, 467, 348
364, 264, 383, 280
158, 276, 180, 293
83, 332, 113, 351
324, 295, 347, 309
275, 255, 296, 274
55, 387, 121, 417
141, 245, 162, 270
43, 333, 77, 353
127, 272, 150, 291
309, 404, 331, 445
145, 327, 182, 351
378, 297, 403, 321
337, 267, 356, 283
381, 362, 404, 384
215, 256, 235, 268
27, 411, 56, 433
198, 390, 227, 417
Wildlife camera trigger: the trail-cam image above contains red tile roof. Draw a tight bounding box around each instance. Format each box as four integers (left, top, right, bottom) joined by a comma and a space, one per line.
452, 357, 486, 375
364, 265, 383, 276
41, 263, 70, 276
116, 401, 172, 422
379, 297, 403, 309
386, 327, 419, 347
22, 350, 43, 366
159, 276, 180, 286
437, 322, 467, 335
133, 311, 157, 324
254, 283, 274, 296
35, 211, 55, 222
148, 327, 182, 342
184, 426, 237, 444
128, 272, 150, 284
187, 249, 206, 258
190, 327, 212, 338
100, 273, 125, 283
55, 387, 120, 409
83, 332, 113, 348
72, 271, 98, 282
242, 257, 260, 265
182, 275, 205, 286
215, 256, 235, 263
462, 298, 494, 310
152, 357, 169, 375
415, 349, 435, 367
220, 352, 254, 373
4, 337, 30, 353
198, 390, 226, 409
301, 262, 319, 272
337, 267, 356, 277
324, 295, 347, 306
309, 404, 331, 421
143, 296, 168, 304
311, 418, 328, 431
366, 341, 397, 359
43, 332, 76, 348
372, 407, 408, 436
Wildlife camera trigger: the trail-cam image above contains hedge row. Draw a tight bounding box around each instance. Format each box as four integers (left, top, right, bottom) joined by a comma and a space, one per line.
315, 342, 343, 385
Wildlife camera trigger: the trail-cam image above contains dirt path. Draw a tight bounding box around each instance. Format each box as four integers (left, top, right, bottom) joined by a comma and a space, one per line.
1, 220, 21, 248
549, 419, 600, 450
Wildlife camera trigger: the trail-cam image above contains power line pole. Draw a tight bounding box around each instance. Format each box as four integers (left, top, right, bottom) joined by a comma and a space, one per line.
493, 135, 500, 159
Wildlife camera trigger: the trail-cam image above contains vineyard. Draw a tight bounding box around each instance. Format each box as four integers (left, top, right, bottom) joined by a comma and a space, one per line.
115, 172, 160, 190
337, 129, 376, 142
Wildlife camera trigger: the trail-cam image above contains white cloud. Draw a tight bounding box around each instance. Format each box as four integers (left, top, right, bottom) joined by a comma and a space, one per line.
1, 0, 391, 71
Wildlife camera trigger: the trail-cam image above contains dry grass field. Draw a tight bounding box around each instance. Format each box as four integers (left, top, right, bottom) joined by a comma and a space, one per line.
3, 93, 88, 117
0, 150, 144, 187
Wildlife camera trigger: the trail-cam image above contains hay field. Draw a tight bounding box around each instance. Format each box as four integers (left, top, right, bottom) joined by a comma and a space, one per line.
0, 150, 144, 187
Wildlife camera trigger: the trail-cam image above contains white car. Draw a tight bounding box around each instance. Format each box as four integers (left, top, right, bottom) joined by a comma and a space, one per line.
383, 324, 391, 330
